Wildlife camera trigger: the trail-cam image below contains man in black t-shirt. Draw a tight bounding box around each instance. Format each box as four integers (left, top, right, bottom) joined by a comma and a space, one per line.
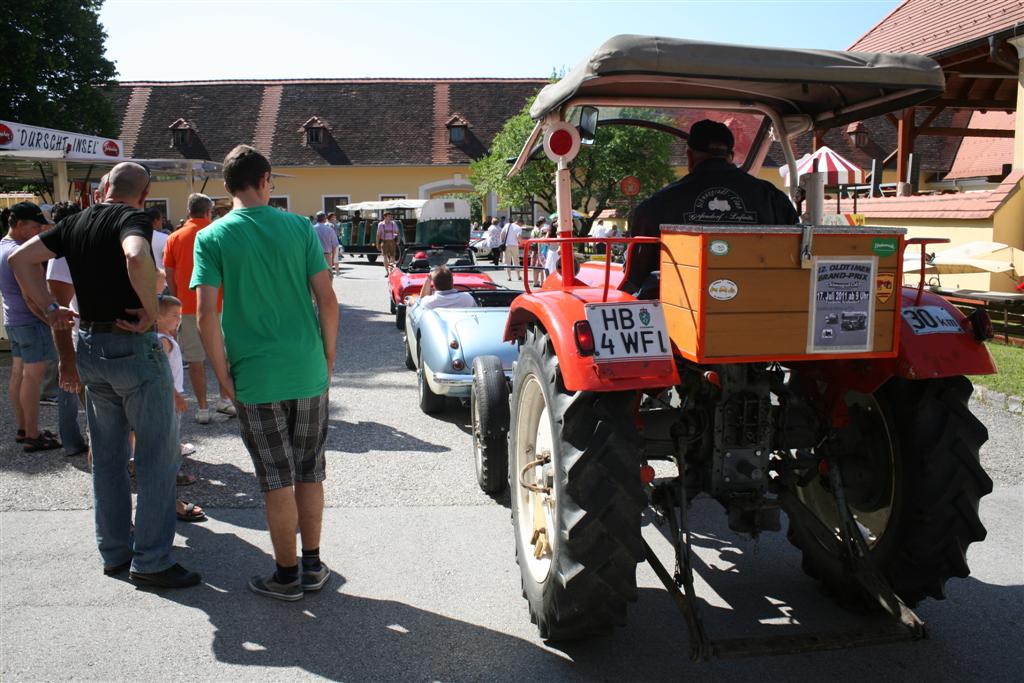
623, 119, 799, 293
10, 162, 200, 589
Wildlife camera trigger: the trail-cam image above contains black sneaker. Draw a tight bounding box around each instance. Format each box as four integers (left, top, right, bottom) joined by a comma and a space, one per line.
302, 562, 330, 591
249, 573, 303, 601
130, 563, 202, 588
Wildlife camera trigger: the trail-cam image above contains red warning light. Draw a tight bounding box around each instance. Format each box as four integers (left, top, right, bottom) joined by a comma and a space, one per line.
548, 129, 574, 157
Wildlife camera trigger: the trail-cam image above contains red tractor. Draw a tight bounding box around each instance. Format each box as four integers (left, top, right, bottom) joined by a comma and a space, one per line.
493, 35, 996, 658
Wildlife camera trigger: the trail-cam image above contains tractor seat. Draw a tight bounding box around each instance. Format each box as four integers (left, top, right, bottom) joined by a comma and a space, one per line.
410, 258, 430, 271
451, 258, 474, 267
635, 270, 660, 300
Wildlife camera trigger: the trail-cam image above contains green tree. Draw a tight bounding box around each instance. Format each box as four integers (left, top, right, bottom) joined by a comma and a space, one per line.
470, 97, 677, 233
0, 0, 117, 136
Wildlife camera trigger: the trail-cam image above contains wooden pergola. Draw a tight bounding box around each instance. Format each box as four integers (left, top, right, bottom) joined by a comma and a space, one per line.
813, 19, 1021, 187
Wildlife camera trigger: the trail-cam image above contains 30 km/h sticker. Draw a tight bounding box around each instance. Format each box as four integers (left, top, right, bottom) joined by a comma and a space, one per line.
585, 301, 671, 362
902, 306, 963, 335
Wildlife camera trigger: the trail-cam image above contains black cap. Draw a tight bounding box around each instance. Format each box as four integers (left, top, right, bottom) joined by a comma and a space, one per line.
687, 119, 734, 154
9, 201, 50, 225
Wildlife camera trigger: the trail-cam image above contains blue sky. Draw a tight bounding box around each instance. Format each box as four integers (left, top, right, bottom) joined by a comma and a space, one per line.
100, 0, 899, 81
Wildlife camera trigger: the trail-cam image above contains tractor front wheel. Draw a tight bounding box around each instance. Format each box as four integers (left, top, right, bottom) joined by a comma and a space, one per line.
509, 326, 646, 640
784, 376, 992, 607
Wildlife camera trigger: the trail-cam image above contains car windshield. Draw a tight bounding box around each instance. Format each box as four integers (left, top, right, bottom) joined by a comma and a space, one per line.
569, 106, 766, 168
400, 248, 476, 272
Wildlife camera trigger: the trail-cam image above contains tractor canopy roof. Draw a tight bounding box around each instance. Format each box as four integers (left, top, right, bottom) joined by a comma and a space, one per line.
531, 35, 945, 130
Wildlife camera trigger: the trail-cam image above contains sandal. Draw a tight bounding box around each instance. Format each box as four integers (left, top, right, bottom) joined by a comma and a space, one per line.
15, 429, 54, 444
23, 433, 62, 453
176, 501, 206, 522
176, 472, 197, 486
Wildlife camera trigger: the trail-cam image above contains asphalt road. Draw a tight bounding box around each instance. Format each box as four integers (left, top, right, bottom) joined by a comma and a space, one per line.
1, 258, 1022, 682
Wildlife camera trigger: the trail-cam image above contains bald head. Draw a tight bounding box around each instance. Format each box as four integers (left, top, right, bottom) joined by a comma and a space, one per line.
106, 162, 151, 206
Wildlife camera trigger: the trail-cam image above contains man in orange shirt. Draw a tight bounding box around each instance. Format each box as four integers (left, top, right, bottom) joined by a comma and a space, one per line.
164, 193, 234, 424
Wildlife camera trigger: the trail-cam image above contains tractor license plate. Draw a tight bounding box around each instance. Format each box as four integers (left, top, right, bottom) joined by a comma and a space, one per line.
901, 306, 963, 335
585, 301, 672, 362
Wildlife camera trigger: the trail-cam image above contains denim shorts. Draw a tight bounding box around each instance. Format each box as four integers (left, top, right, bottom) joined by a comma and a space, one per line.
5, 321, 57, 363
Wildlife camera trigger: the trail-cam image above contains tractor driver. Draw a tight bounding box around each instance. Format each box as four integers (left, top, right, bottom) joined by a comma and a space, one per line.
622, 119, 799, 294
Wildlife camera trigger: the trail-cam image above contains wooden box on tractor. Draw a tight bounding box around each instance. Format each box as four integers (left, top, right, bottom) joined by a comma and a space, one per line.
658, 225, 906, 363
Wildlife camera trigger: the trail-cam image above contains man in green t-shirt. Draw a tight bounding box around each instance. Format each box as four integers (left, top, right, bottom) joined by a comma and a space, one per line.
191, 145, 339, 601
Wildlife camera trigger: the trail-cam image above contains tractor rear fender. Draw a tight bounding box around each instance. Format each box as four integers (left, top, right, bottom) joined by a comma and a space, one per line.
504, 288, 680, 393
791, 287, 996, 403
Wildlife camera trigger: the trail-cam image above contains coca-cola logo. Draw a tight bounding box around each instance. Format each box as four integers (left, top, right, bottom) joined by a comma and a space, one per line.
102, 140, 119, 156
0, 124, 13, 145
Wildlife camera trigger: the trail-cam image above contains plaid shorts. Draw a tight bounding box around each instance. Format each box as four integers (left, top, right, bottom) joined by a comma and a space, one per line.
235, 390, 329, 492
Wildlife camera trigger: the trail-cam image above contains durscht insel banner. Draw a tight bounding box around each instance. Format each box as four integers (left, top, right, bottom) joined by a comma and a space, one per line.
0, 120, 123, 161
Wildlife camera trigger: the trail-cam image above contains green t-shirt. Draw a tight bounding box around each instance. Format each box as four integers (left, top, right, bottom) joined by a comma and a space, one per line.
190, 206, 329, 404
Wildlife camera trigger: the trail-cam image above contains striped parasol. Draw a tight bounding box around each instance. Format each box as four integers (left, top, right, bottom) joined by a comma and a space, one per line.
780, 146, 865, 186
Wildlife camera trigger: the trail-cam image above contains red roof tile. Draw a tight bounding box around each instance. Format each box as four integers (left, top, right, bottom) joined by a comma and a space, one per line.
855, 170, 1023, 219
945, 111, 1015, 178
849, 0, 1024, 55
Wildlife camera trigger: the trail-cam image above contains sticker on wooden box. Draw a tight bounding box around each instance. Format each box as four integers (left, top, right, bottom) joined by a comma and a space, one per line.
806, 256, 877, 353
708, 279, 738, 301
709, 239, 729, 256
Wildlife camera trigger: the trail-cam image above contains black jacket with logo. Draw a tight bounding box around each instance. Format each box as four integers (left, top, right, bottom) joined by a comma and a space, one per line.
624, 158, 799, 289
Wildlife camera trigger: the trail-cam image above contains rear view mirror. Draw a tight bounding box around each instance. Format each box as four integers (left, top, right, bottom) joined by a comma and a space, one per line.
578, 106, 599, 145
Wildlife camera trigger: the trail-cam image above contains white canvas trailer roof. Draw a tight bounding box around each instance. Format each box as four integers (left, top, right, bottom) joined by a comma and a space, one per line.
336, 198, 470, 219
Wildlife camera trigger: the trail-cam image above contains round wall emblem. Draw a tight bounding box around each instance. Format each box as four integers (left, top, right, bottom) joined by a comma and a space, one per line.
0, 123, 13, 145
709, 239, 729, 256
708, 279, 738, 301
102, 140, 120, 156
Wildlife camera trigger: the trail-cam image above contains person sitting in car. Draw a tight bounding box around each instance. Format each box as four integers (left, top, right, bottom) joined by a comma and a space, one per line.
416, 265, 477, 310
622, 119, 799, 294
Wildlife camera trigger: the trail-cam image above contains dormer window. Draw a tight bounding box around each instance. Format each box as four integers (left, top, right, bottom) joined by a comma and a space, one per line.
169, 118, 196, 148
445, 114, 470, 144
300, 116, 330, 147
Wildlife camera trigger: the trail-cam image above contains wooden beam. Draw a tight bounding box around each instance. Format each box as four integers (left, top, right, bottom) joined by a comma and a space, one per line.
917, 106, 946, 131
915, 128, 1014, 138
885, 113, 899, 128
932, 98, 1016, 110
812, 129, 826, 150
897, 108, 915, 183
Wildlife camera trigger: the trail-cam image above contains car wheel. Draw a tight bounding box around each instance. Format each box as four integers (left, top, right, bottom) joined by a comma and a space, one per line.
395, 306, 406, 330
418, 347, 445, 414
404, 335, 416, 371
471, 355, 509, 494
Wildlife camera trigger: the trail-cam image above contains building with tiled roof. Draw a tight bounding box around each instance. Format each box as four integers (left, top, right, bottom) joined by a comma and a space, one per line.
106, 78, 547, 221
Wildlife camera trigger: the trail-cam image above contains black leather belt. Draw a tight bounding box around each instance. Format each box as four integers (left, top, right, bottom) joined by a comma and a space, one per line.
80, 321, 152, 335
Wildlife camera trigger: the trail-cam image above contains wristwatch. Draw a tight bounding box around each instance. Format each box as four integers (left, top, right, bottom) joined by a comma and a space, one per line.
45, 302, 60, 316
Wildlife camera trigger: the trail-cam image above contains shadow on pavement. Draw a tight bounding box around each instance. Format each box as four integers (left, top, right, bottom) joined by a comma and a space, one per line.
164, 515, 565, 680
328, 419, 451, 454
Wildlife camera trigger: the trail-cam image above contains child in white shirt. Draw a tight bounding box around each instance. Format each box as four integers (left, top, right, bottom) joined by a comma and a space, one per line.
157, 295, 205, 522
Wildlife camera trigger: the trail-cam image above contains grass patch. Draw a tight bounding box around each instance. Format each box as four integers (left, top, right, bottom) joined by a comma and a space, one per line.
971, 342, 1024, 397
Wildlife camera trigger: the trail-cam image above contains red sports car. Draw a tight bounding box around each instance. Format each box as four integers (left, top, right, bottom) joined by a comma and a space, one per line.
388, 247, 497, 329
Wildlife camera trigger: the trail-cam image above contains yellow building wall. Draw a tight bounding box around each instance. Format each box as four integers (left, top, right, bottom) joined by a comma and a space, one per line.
144, 165, 474, 222
860, 216, 1001, 291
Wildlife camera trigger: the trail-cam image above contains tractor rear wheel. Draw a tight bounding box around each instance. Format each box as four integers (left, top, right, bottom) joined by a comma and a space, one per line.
509, 326, 645, 640
784, 376, 991, 607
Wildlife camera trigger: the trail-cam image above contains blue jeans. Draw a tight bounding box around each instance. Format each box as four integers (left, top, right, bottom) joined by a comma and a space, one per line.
58, 387, 88, 455
76, 330, 180, 574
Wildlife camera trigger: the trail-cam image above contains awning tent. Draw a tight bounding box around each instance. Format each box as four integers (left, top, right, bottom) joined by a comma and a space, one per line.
904, 241, 1024, 282
779, 146, 866, 186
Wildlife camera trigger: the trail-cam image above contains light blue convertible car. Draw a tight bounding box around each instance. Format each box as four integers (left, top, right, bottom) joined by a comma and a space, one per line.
404, 288, 521, 415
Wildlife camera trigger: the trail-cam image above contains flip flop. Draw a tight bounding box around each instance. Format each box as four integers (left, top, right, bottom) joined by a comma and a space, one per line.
16, 429, 25, 443
176, 501, 206, 522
